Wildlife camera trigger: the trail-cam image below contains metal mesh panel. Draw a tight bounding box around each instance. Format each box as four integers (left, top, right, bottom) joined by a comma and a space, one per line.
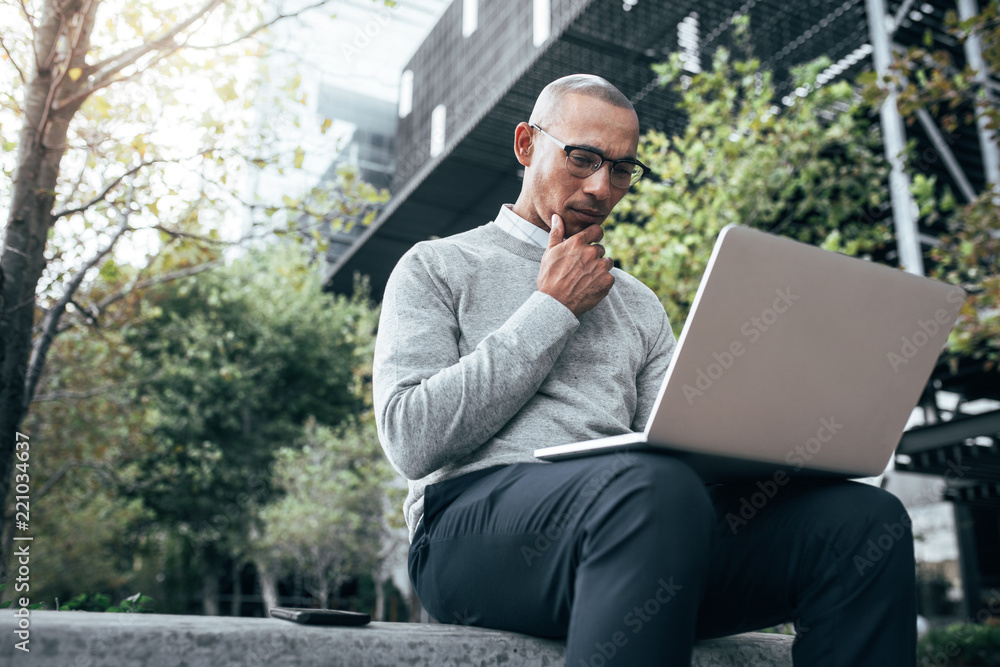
328, 0, 994, 304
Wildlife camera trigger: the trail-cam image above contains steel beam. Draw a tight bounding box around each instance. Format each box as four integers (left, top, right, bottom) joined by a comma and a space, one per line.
891, 0, 918, 32
954, 503, 985, 619
916, 108, 979, 202
866, 0, 925, 275
958, 0, 1000, 187
897, 408, 1000, 455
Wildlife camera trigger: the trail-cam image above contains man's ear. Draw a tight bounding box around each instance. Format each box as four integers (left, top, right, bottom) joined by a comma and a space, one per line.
513, 122, 533, 167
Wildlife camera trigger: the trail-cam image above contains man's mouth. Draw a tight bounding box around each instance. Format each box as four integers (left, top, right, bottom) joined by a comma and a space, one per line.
570, 208, 607, 224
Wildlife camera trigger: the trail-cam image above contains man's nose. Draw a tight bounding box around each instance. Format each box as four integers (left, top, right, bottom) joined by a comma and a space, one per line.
581, 162, 613, 199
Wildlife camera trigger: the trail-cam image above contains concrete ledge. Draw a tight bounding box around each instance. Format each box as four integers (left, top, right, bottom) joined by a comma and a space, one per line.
0, 611, 793, 666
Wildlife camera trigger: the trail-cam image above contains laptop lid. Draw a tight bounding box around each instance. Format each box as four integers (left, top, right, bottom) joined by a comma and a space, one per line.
640, 224, 966, 477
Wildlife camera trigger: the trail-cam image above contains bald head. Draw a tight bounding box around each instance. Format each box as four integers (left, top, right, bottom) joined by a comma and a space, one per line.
511, 74, 640, 236
528, 74, 635, 131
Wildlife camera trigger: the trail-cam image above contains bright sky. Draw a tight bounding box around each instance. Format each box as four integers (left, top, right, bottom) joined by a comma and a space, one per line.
282, 0, 451, 103
238, 0, 451, 239
0, 0, 452, 297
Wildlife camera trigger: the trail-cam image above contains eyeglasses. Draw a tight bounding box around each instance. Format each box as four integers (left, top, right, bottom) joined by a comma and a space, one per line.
530, 124, 648, 188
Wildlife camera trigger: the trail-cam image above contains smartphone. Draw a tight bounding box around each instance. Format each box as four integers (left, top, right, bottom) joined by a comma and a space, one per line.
269, 607, 371, 626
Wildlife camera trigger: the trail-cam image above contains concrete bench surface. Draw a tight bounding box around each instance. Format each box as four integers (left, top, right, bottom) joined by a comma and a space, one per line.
1, 610, 793, 666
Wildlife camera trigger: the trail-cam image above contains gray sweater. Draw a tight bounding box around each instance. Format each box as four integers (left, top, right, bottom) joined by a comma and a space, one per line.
373, 221, 676, 541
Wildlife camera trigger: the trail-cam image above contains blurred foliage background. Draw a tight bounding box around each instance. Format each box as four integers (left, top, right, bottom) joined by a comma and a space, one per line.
607, 12, 998, 370
1, 1, 996, 620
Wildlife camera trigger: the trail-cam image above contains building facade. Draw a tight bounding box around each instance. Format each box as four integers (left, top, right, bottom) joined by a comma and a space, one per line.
326, 0, 1000, 622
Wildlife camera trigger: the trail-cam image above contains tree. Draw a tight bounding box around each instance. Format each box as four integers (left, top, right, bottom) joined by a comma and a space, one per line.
11, 239, 385, 612
12, 311, 153, 606
606, 18, 893, 331
860, 2, 1000, 368
111, 242, 379, 612
0, 0, 387, 573
251, 416, 394, 611
609, 12, 997, 370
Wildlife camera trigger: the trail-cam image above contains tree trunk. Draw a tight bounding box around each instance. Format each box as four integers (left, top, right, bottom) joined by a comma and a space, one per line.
418, 598, 430, 624
0, 516, 13, 604
230, 561, 243, 616
0, 0, 98, 575
373, 572, 385, 622
202, 566, 220, 616
316, 573, 329, 610
256, 559, 279, 613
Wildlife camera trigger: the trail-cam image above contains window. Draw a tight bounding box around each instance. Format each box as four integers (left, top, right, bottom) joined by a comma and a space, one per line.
533, 0, 550, 47
678, 13, 701, 74
430, 104, 446, 157
463, 0, 477, 37
398, 70, 414, 118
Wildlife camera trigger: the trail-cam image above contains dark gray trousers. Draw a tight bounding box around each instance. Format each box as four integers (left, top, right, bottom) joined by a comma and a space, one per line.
408, 452, 916, 666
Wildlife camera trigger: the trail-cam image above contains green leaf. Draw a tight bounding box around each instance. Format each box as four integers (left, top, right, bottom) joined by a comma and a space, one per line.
218, 81, 238, 102
99, 259, 119, 282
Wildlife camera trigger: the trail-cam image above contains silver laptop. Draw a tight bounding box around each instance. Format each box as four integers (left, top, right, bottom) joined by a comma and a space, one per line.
534, 224, 966, 481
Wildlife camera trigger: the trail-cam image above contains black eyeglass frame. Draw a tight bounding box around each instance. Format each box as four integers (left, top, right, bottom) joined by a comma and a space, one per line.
529, 123, 649, 188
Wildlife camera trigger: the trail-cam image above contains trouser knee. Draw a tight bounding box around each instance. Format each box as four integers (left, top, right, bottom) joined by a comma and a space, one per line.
592, 453, 715, 546
848, 488, 914, 577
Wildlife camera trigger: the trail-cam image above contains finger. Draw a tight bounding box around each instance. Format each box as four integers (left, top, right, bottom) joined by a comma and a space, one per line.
592, 244, 606, 259
576, 223, 605, 245
547, 214, 564, 249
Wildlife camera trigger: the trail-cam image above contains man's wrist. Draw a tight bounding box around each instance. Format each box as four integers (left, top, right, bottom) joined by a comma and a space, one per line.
534, 289, 579, 319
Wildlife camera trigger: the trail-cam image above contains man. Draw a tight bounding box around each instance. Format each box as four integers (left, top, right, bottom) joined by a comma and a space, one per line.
373, 74, 915, 665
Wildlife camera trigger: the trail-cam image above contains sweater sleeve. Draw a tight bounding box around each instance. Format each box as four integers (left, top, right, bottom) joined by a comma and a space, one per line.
373, 244, 580, 480
631, 308, 676, 431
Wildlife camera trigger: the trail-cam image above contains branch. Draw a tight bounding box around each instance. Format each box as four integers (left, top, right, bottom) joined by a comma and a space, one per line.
33, 0, 97, 145
85, 32, 195, 105
22, 191, 134, 414
81, 0, 225, 90
86, 259, 223, 320
57, 0, 332, 110
65, 0, 96, 69
68, 296, 98, 324
0, 33, 25, 83
33, 379, 140, 403
52, 160, 161, 220
84, 243, 167, 329
5, 427, 153, 514
16, 0, 35, 30
182, 0, 331, 51
152, 224, 234, 245
32, 460, 75, 502
32, 460, 122, 503
35, 0, 64, 71
53, 35, 189, 112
